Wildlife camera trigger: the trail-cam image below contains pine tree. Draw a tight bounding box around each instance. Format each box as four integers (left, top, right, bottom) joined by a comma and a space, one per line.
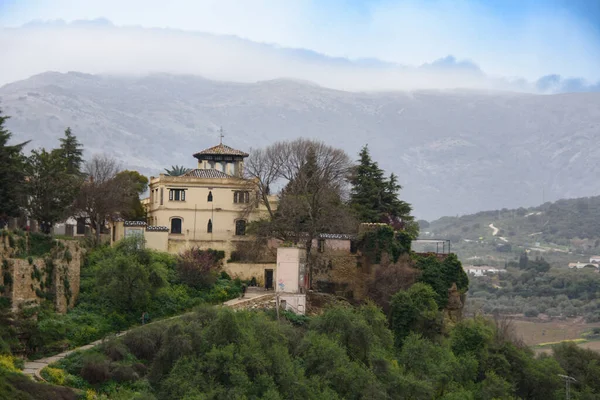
56, 127, 84, 175
349, 145, 386, 223
350, 145, 414, 228
0, 110, 29, 226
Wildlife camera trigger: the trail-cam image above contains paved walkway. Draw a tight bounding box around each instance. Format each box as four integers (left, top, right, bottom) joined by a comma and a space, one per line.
23, 288, 272, 381
222, 287, 273, 307
22, 334, 127, 381
22, 313, 183, 381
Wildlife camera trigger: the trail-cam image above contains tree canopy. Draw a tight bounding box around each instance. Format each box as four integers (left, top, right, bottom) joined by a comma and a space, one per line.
25, 148, 82, 233
0, 110, 28, 226
349, 145, 415, 233
56, 127, 84, 176
74, 155, 142, 242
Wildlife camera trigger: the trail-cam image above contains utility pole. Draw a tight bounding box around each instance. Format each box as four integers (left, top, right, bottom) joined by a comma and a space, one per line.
558, 374, 576, 400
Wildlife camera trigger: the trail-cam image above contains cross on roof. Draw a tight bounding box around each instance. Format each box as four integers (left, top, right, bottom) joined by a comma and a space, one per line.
218, 127, 225, 144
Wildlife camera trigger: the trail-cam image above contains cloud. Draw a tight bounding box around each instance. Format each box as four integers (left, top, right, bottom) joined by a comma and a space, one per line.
0, 20, 597, 94
419, 56, 483, 75
535, 74, 600, 93
3, 0, 600, 82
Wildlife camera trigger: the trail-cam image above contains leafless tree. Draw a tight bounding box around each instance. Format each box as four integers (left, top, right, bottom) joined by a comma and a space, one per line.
243, 144, 286, 218
244, 138, 357, 288
366, 254, 421, 316
73, 155, 138, 244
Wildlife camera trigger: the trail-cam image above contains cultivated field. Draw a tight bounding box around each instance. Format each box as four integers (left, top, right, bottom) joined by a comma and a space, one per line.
510, 317, 600, 354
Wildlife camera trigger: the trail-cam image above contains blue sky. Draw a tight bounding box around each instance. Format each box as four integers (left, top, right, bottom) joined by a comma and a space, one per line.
1, 0, 599, 89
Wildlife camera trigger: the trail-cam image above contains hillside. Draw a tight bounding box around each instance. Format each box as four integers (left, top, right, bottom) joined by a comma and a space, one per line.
1, 72, 600, 219
425, 195, 600, 267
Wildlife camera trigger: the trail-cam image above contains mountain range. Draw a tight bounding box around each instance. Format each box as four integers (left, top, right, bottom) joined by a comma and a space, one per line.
1, 71, 600, 219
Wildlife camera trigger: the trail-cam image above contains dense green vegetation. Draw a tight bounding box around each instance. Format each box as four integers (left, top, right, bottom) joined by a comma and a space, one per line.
43, 301, 600, 399
0, 236, 242, 360
424, 195, 600, 268
0, 110, 148, 241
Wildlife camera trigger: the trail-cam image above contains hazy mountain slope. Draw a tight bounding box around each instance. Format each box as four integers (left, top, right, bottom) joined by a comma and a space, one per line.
425, 195, 600, 267
1, 72, 600, 219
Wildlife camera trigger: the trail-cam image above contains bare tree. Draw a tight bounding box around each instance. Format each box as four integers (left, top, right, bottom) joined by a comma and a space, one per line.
74, 155, 138, 244
244, 138, 356, 288
366, 254, 420, 316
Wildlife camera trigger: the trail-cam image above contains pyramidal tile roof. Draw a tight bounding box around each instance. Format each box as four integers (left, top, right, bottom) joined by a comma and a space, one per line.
193, 143, 249, 158
182, 168, 234, 179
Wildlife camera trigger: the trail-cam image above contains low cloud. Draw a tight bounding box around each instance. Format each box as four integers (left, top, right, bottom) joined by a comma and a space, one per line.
0, 21, 598, 93
536, 74, 600, 93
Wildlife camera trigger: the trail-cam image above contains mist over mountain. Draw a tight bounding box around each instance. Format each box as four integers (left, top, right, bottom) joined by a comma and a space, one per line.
1, 20, 599, 93
1, 71, 600, 220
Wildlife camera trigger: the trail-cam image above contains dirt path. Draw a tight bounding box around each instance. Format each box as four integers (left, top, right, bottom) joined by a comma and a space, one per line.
489, 223, 509, 242
22, 335, 124, 381
22, 312, 185, 381
23, 288, 271, 381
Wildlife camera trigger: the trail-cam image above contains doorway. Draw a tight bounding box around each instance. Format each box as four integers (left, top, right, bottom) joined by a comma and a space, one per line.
265, 269, 274, 290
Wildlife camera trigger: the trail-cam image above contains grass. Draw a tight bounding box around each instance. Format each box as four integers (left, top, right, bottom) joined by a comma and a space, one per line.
534, 338, 588, 348
511, 319, 600, 346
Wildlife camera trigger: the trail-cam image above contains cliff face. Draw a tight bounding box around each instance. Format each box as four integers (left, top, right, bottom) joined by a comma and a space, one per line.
445, 283, 464, 322
0, 232, 82, 313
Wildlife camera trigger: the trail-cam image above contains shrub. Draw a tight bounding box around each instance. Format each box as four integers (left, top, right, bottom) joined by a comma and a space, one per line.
110, 365, 138, 383
176, 247, 224, 289
220, 271, 232, 280
43, 367, 67, 385
123, 326, 163, 361
0, 354, 19, 372
80, 354, 111, 385
524, 307, 540, 318
283, 310, 310, 327
102, 340, 129, 362
64, 248, 73, 263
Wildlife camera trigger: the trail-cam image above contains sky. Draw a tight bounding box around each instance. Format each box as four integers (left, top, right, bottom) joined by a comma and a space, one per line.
1, 0, 600, 91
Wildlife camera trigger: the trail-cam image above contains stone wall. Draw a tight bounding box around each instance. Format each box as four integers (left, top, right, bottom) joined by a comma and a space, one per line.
225, 262, 275, 286
311, 251, 366, 299
1, 234, 82, 314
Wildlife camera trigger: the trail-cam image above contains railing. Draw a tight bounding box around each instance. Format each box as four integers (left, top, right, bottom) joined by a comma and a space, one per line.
411, 239, 452, 255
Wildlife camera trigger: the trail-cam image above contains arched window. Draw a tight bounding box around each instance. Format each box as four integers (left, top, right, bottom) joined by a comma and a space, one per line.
235, 220, 246, 236
207, 219, 213, 233
207, 191, 213, 202
170, 218, 182, 234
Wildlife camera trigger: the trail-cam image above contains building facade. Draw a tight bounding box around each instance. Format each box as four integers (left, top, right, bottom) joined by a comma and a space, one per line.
113, 142, 276, 258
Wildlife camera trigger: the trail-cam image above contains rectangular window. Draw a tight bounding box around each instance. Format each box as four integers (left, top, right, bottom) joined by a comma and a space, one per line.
234, 191, 250, 204
169, 189, 186, 201
160, 188, 163, 205
318, 238, 325, 253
